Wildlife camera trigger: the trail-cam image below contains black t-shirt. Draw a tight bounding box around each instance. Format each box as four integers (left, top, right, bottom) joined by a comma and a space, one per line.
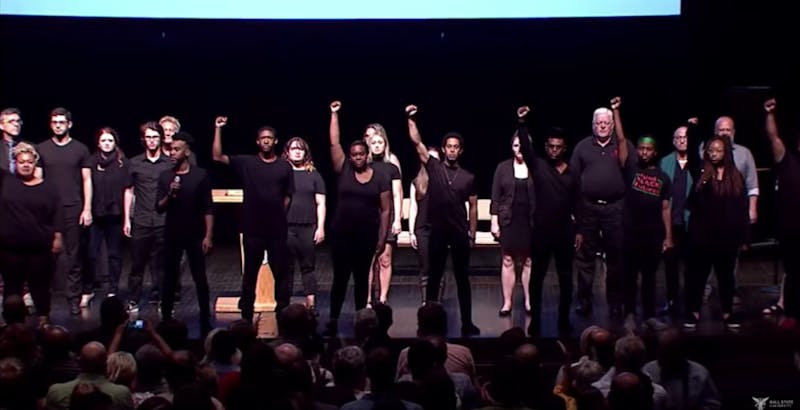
623, 165, 671, 237
776, 149, 800, 234
157, 166, 214, 239
37, 138, 91, 207
129, 153, 173, 228
332, 161, 391, 235
90, 154, 133, 218
425, 158, 476, 235
0, 171, 64, 250
229, 155, 294, 238
287, 169, 326, 225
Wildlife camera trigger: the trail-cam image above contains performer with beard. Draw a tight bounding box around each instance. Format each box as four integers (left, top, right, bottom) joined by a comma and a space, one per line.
515, 106, 581, 336
613, 98, 673, 320
282, 137, 327, 313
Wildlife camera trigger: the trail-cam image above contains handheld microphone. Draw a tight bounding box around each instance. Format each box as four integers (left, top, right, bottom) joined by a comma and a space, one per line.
174, 175, 181, 184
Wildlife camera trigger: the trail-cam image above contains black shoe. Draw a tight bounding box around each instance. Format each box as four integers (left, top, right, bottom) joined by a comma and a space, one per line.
658, 300, 677, 316
461, 323, 481, 337
575, 304, 593, 317
683, 314, 699, 328
322, 319, 338, 338
174, 293, 181, 305
70, 301, 81, 315
498, 309, 512, 317
723, 313, 741, 329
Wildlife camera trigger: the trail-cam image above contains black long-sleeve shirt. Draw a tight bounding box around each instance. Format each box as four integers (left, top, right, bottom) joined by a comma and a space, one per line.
0, 171, 64, 250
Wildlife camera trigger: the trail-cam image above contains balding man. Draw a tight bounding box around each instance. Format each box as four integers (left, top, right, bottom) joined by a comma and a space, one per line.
46, 342, 133, 410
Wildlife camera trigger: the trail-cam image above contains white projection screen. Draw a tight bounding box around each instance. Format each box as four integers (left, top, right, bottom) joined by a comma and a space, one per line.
0, 0, 680, 19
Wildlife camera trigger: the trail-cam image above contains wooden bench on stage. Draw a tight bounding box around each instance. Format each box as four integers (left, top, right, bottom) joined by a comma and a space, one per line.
211, 189, 277, 313
396, 198, 499, 248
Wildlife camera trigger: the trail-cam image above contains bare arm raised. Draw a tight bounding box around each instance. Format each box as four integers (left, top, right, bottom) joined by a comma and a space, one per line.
406, 105, 430, 164
329, 101, 346, 173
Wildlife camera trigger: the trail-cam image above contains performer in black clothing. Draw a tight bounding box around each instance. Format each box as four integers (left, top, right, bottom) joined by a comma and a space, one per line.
0, 107, 22, 173
684, 136, 749, 329
406, 104, 480, 337
125, 121, 172, 313
36, 107, 94, 315
515, 106, 580, 335
0, 142, 64, 327
409, 147, 444, 304
325, 101, 392, 336
87, 127, 132, 298
157, 132, 213, 334
764, 98, 800, 326
490, 123, 535, 317
570, 98, 633, 318
212, 116, 294, 322
283, 137, 327, 313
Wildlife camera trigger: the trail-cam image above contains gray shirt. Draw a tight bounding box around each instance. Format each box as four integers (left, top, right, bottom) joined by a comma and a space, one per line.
642, 360, 721, 410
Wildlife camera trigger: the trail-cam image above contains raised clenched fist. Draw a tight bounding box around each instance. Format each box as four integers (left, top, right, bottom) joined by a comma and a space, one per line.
215, 116, 228, 128
405, 104, 418, 117
764, 98, 777, 113
330, 101, 342, 113
517, 106, 531, 118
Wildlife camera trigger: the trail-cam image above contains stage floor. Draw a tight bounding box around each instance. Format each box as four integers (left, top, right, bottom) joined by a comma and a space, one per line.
23, 243, 786, 341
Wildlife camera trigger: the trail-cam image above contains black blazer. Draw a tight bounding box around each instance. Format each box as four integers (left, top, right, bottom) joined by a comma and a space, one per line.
490, 158, 536, 228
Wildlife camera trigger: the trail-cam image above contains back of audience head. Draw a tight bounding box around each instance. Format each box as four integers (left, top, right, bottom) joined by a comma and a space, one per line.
418, 366, 457, 410
614, 335, 647, 373
656, 327, 689, 376
275, 342, 304, 366
228, 319, 257, 352
165, 351, 197, 392
417, 302, 447, 337
239, 341, 277, 387
42, 325, 72, 362
498, 327, 527, 357
106, 351, 137, 388
572, 356, 605, 391
278, 303, 313, 340
608, 371, 653, 410
209, 329, 239, 365
373, 302, 393, 334
156, 319, 189, 350
408, 339, 438, 380
0, 357, 34, 409
172, 382, 214, 410
426, 336, 448, 366
486, 356, 520, 406
99, 296, 128, 330
69, 382, 113, 410
136, 344, 167, 389
195, 363, 219, 401
1, 295, 26, 325
581, 325, 615, 370
366, 347, 397, 393
355, 308, 379, 344
332, 345, 367, 390
79, 342, 108, 375
0, 323, 38, 361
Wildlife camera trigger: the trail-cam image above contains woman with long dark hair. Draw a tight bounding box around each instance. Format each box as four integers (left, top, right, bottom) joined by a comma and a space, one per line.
0, 142, 63, 327
282, 137, 326, 313
490, 132, 535, 316
325, 101, 392, 337
684, 136, 749, 328
86, 127, 132, 300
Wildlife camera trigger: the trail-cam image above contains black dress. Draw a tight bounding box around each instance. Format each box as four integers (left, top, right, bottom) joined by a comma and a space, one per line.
500, 178, 532, 255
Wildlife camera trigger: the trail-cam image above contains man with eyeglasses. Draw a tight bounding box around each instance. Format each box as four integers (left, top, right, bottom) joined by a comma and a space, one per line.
570, 98, 634, 319
0, 108, 23, 173
36, 107, 93, 315
514, 106, 581, 336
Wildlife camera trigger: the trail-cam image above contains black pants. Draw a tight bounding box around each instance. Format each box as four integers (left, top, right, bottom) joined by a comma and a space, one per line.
575, 199, 624, 310
427, 228, 473, 326
623, 232, 662, 318
161, 236, 210, 327
530, 230, 574, 320
61, 205, 90, 300
662, 224, 688, 303
329, 229, 376, 320
0, 248, 55, 316
88, 215, 124, 295
127, 224, 165, 304
686, 242, 738, 314
239, 235, 290, 320
779, 231, 800, 319
287, 224, 318, 296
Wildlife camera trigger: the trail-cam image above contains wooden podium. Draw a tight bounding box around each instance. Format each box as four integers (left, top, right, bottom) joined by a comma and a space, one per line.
212, 189, 276, 313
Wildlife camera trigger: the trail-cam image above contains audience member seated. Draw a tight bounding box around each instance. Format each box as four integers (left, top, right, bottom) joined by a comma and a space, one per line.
228, 319, 257, 354
556, 325, 616, 386
74, 296, 148, 353
497, 327, 527, 360
206, 330, 241, 379
69, 382, 113, 410
155, 319, 189, 351
0, 323, 47, 399
480, 356, 528, 410
608, 372, 653, 410
172, 382, 214, 410
132, 344, 170, 407
0, 357, 38, 410
417, 367, 458, 410
137, 396, 174, 410
1, 295, 27, 331
355, 308, 379, 346
225, 342, 293, 410
275, 342, 338, 410
397, 338, 469, 409
343, 347, 422, 410
46, 341, 133, 410
591, 335, 667, 409
513, 343, 566, 410
642, 328, 721, 410
42, 326, 81, 386
396, 303, 476, 381
106, 351, 137, 390
317, 346, 367, 407
275, 303, 316, 349
556, 356, 606, 410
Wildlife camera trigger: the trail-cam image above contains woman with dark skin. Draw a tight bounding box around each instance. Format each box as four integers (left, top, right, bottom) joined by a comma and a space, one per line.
325, 101, 392, 337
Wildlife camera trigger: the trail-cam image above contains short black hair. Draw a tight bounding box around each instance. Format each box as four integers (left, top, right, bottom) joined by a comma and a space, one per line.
545, 127, 567, 142
172, 131, 195, 148
441, 132, 464, 148
417, 302, 447, 337
49, 107, 72, 122
257, 126, 277, 138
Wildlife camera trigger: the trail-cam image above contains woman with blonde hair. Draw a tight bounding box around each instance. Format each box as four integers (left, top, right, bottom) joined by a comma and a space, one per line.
0, 142, 63, 327
282, 137, 327, 312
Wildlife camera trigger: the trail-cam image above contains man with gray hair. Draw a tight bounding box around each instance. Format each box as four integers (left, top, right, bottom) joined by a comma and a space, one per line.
317, 346, 367, 407
570, 98, 635, 318
591, 335, 668, 409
